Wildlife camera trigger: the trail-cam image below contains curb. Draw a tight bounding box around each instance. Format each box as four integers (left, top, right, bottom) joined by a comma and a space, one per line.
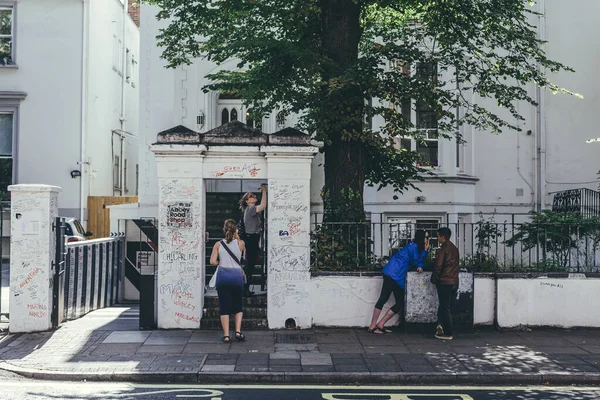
1, 362, 600, 385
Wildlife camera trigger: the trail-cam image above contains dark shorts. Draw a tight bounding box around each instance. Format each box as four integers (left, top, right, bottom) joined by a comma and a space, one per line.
216, 267, 244, 316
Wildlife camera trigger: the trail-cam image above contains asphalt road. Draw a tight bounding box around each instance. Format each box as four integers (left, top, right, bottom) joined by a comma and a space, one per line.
0, 382, 599, 400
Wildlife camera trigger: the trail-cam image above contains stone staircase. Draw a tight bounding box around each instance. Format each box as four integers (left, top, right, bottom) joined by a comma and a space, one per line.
201, 295, 268, 330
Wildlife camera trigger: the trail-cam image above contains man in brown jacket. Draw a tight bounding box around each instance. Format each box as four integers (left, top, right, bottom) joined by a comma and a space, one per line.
431, 227, 459, 340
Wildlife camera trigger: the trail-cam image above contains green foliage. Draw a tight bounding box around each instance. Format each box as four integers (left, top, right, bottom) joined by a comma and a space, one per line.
145, 0, 575, 221
310, 223, 382, 271
505, 210, 600, 270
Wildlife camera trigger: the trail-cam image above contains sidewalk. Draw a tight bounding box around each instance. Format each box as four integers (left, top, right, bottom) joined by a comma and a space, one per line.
0, 307, 599, 384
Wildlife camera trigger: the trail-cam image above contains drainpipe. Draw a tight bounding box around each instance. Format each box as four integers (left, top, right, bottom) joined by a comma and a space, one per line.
79, 0, 90, 221
536, 0, 547, 211
119, 0, 129, 196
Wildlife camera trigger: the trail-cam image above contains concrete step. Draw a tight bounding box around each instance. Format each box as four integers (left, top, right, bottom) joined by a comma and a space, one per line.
204, 294, 267, 308
203, 307, 267, 318
200, 317, 269, 330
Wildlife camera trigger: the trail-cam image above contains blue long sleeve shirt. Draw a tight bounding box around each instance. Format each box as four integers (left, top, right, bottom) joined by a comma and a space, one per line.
382, 242, 428, 289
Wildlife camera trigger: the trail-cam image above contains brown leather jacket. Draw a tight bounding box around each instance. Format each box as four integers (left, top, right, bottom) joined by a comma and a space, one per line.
431, 240, 460, 285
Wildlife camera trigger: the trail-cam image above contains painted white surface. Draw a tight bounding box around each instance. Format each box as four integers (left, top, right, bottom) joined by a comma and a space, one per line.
497, 278, 600, 328
0, 0, 139, 218
8, 184, 60, 333
474, 276, 495, 326
311, 276, 400, 327
405, 271, 473, 323
153, 147, 206, 329
265, 150, 317, 329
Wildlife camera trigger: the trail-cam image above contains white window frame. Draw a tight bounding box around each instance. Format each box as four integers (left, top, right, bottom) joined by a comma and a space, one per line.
0, 3, 16, 67
385, 216, 442, 256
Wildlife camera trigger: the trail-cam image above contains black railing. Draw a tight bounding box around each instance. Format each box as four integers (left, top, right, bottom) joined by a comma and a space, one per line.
55, 235, 125, 325
311, 215, 600, 273
552, 188, 600, 219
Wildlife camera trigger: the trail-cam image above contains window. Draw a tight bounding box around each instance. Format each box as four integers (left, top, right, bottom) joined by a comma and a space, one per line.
0, 5, 14, 66
131, 55, 137, 87
276, 111, 286, 129
387, 217, 441, 256
221, 108, 229, 125
230, 108, 238, 121
391, 61, 440, 167
0, 112, 13, 195
246, 108, 262, 130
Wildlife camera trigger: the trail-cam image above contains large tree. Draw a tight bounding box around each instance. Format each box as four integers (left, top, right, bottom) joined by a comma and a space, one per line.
146, 0, 574, 221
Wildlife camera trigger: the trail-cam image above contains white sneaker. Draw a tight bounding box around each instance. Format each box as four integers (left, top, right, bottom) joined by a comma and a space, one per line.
435, 334, 453, 341
435, 324, 444, 336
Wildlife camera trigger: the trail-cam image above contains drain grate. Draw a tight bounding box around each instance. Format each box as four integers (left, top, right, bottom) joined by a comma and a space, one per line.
275, 333, 316, 344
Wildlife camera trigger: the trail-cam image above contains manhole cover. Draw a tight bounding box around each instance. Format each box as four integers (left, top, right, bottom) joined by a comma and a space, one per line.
275, 333, 316, 344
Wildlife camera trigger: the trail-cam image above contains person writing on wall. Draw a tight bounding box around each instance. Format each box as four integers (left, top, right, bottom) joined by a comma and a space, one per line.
368, 230, 430, 334
239, 184, 267, 296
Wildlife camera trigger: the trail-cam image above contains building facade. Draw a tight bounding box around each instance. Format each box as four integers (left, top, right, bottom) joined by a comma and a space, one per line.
0, 0, 140, 221
136, 1, 599, 230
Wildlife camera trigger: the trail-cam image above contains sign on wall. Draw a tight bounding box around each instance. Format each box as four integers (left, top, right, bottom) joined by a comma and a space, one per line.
167, 202, 193, 228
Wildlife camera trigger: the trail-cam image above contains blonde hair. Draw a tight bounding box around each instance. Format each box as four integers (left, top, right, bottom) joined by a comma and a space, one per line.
239, 192, 255, 211
223, 219, 238, 243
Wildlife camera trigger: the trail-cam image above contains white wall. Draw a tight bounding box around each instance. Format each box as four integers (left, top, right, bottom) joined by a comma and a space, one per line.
0, 0, 139, 220
86, 0, 140, 200
311, 275, 400, 327
474, 276, 495, 326
0, 1, 84, 216
497, 277, 600, 328
138, 4, 176, 216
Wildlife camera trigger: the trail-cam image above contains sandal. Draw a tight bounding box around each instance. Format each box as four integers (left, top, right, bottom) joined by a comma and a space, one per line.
367, 327, 385, 335
235, 331, 246, 341
377, 325, 393, 334
222, 336, 231, 343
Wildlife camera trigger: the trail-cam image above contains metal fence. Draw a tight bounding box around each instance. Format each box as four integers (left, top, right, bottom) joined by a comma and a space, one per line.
310, 214, 600, 273
552, 188, 600, 219
53, 221, 125, 327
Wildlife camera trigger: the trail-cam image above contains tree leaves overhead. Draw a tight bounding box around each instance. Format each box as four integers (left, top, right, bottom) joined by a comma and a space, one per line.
146, 0, 575, 219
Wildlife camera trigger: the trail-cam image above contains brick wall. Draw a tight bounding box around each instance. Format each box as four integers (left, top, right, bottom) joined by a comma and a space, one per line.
128, 0, 140, 27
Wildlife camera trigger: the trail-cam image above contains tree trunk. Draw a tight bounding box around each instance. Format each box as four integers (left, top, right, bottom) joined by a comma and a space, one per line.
320, 0, 365, 222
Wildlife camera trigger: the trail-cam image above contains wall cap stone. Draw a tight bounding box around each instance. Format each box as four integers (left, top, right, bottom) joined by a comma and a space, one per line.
8, 184, 61, 193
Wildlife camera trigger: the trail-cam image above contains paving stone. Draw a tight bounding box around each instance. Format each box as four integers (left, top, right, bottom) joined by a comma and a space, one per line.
184, 343, 230, 354
400, 363, 435, 372
270, 351, 300, 360
136, 345, 185, 354
334, 364, 369, 372
275, 343, 318, 352
363, 345, 410, 354
300, 353, 333, 366
103, 331, 150, 344
236, 354, 269, 365
270, 358, 301, 366
201, 364, 236, 372
189, 332, 223, 343
228, 345, 274, 354
319, 344, 364, 353
145, 335, 190, 346
316, 334, 361, 344
367, 363, 403, 372
150, 355, 205, 368
392, 354, 431, 364
91, 343, 141, 355
235, 365, 269, 372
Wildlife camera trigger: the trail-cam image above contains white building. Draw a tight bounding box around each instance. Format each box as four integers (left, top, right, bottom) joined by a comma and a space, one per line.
134, 0, 599, 230
0, 0, 140, 221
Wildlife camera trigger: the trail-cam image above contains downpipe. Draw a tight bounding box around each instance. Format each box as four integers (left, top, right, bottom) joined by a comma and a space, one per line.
79, 0, 90, 221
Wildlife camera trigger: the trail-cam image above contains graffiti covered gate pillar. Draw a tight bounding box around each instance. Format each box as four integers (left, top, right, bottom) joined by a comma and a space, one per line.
152, 133, 206, 329
265, 147, 317, 329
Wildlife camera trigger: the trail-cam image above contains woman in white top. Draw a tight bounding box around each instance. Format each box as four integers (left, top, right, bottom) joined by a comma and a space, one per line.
210, 219, 246, 343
